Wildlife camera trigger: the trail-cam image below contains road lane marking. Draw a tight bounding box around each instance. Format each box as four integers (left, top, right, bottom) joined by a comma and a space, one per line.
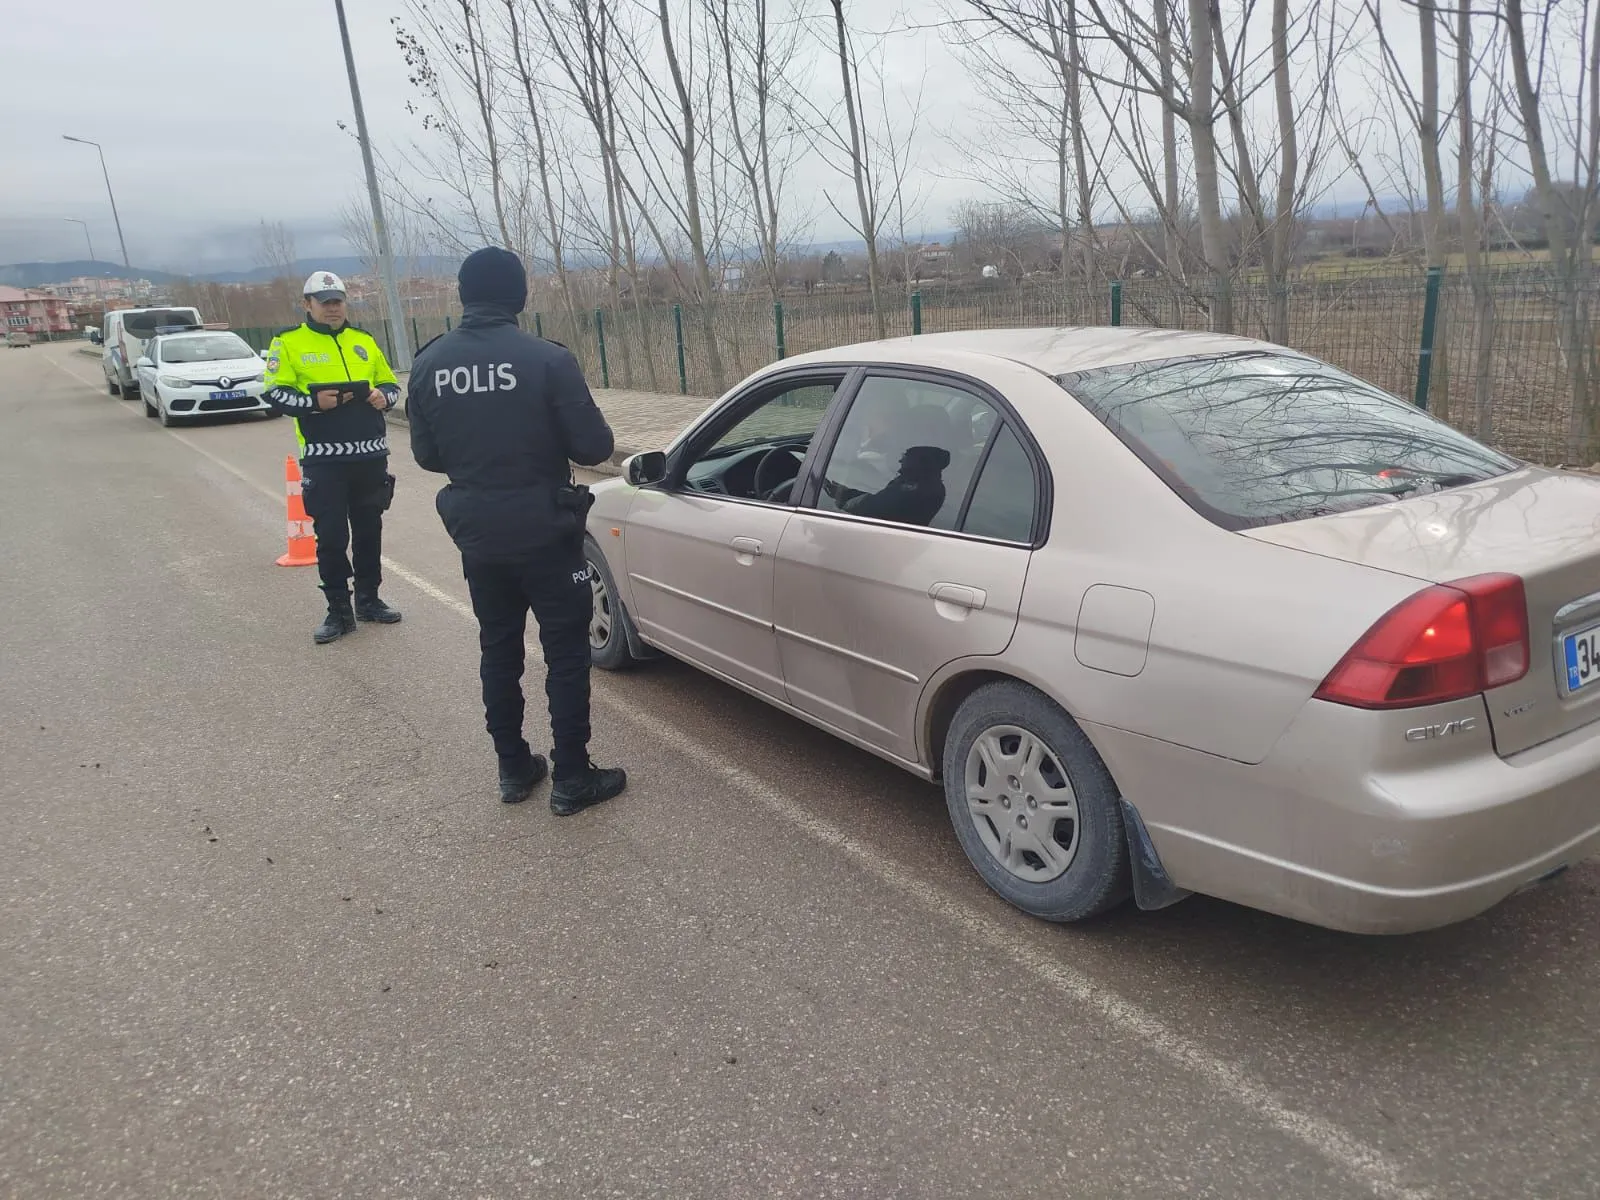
39, 344, 1433, 1200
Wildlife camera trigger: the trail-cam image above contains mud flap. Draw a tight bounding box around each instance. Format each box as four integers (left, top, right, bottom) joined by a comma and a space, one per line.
1119, 799, 1192, 911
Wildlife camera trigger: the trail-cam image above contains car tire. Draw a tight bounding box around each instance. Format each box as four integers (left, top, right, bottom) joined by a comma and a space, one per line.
108, 375, 121, 396
143, 392, 157, 419
942, 680, 1131, 923
158, 396, 176, 427
584, 537, 639, 671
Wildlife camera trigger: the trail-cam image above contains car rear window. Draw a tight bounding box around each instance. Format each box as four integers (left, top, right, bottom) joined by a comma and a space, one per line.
1056, 351, 1518, 529
123, 309, 200, 337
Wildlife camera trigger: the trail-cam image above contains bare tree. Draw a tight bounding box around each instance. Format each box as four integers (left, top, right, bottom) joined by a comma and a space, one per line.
826, 0, 888, 337
706, 0, 807, 302
1504, 0, 1599, 460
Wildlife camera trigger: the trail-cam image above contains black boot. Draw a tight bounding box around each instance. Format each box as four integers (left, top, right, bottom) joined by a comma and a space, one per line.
314, 595, 357, 645
550, 761, 627, 816
354, 590, 402, 624
498, 754, 549, 804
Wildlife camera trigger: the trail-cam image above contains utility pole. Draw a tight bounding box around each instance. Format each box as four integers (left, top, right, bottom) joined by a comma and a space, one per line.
333, 0, 411, 370
62, 136, 130, 270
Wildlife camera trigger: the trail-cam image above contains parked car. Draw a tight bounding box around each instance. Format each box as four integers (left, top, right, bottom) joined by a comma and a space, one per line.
6, 329, 32, 348
133, 330, 274, 426
101, 306, 203, 396
581, 327, 1600, 935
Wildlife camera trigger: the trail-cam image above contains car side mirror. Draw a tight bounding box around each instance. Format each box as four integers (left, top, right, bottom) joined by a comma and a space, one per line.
626, 451, 668, 487
135, 356, 153, 369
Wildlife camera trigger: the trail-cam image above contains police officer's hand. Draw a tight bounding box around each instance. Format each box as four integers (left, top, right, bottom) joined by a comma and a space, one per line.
366, 391, 389, 412
314, 388, 341, 411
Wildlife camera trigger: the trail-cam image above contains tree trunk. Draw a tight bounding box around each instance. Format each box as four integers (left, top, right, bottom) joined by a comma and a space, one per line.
1417, 0, 1451, 421
1187, 0, 1233, 332
657, 0, 727, 389
1268, 0, 1297, 346
831, 0, 887, 339
1455, 2, 1497, 443
1506, 0, 1594, 461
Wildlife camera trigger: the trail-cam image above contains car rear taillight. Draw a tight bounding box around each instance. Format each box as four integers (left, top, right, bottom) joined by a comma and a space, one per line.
1314, 573, 1529, 710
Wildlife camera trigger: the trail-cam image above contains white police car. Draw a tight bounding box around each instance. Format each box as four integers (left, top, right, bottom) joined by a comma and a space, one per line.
133, 328, 278, 426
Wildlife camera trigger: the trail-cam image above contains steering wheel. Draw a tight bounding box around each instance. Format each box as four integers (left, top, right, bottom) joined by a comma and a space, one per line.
753, 445, 806, 504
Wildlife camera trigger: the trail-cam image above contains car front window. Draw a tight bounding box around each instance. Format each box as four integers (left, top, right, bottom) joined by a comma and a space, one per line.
682, 379, 843, 503
1057, 351, 1518, 529
159, 335, 254, 364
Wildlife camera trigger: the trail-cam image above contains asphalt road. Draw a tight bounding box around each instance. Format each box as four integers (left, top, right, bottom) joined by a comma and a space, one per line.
3, 341, 1598, 1200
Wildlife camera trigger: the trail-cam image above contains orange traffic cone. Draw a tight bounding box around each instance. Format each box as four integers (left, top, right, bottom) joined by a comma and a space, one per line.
275, 455, 318, 567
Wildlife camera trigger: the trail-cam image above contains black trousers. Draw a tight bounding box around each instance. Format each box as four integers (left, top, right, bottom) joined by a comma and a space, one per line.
301, 458, 392, 598
462, 539, 594, 781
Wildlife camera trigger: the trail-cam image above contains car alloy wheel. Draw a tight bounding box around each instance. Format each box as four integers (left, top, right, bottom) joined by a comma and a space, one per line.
589, 565, 614, 651
963, 724, 1081, 883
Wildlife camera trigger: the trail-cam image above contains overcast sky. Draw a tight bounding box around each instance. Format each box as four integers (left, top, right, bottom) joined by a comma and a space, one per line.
0, 0, 974, 272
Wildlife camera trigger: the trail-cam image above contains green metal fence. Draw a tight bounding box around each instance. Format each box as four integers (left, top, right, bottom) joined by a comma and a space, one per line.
244, 261, 1599, 467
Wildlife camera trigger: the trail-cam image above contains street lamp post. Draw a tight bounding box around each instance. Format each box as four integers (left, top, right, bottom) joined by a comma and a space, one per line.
64, 218, 96, 262
332, 0, 411, 370
62, 136, 130, 270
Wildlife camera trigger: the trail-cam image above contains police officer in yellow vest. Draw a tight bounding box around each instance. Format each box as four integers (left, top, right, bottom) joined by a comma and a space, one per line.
263, 271, 404, 644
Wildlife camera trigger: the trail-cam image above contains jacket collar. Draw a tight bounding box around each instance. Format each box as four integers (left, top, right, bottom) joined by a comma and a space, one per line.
459, 303, 520, 329
305, 317, 346, 337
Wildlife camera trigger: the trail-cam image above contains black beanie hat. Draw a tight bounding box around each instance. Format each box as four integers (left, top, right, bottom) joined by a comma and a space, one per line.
458, 246, 528, 313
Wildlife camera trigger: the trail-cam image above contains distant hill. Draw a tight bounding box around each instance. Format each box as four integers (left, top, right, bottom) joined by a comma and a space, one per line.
0, 256, 462, 287
0, 260, 187, 287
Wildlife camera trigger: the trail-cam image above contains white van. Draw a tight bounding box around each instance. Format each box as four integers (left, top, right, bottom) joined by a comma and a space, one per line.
101, 306, 203, 397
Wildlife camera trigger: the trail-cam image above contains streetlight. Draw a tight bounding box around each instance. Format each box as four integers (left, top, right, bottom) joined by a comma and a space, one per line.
64, 218, 95, 262
62, 135, 131, 270
332, 0, 411, 370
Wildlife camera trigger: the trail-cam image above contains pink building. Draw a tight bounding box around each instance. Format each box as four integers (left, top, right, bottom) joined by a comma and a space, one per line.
0, 286, 74, 336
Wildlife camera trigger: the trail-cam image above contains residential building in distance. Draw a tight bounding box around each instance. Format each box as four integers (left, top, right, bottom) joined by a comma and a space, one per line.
0, 286, 74, 336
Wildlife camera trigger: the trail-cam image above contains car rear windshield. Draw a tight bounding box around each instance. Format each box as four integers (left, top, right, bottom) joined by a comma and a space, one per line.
161, 334, 254, 363
123, 309, 200, 337
1056, 351, 1518, 529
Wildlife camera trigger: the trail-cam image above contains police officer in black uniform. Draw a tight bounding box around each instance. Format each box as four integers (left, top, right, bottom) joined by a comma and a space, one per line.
407, 247, 627, 812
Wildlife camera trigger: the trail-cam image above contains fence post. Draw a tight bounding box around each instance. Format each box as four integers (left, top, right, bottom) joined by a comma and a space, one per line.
1110, 280, 1123, 327
534, 312, 544, 339
1413, 266, 1443, 411
774, 301, 786, 359
445, 314, 453, 332
595, 308, 610, 387
673, 303, 687, 394
911, 290, 923, 335
410, 315, 420, 350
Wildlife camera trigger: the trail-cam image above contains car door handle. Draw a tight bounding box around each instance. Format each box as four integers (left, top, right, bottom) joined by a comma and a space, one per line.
929, 582, 986, 610
730, 536, 763, 557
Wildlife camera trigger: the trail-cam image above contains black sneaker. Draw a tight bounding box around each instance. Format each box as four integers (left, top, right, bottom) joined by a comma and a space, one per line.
499, 754, 550, 804
314, 597, 357, 645
549, 763, 627, 816
354, 592, 402, 624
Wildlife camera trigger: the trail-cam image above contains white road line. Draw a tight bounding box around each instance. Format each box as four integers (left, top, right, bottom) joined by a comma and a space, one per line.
39, 345, 1434, 1200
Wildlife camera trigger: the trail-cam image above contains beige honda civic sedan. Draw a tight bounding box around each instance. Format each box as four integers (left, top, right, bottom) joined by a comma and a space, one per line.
582, 328, 1600, 934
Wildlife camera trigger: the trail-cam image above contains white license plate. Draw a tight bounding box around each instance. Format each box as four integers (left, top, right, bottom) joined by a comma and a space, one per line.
1563, 623, 1600, 694
209, 389, 247, 400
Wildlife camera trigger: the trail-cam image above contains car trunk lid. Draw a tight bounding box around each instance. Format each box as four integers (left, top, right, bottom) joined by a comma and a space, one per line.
1244, 467, 1600, 756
